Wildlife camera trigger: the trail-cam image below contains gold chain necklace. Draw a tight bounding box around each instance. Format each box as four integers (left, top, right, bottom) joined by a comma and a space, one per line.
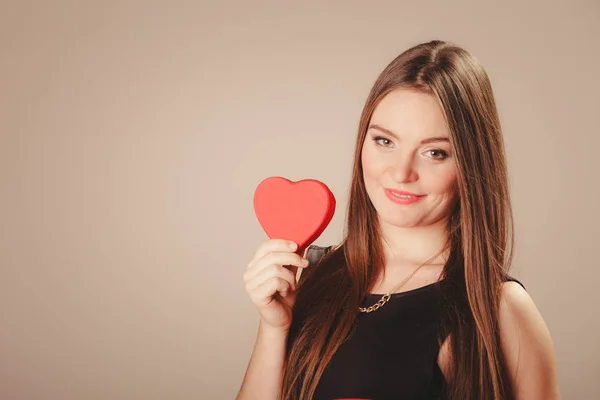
358, 259, 430, 313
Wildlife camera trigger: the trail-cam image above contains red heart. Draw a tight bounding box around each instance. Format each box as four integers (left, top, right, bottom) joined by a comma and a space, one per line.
253, 177, 336, 253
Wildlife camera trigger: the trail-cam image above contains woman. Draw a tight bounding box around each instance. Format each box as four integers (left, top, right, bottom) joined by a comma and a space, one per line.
237, 40, 560, 400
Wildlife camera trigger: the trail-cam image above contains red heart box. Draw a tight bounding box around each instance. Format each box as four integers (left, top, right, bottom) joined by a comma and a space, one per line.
253, 177, 336, 254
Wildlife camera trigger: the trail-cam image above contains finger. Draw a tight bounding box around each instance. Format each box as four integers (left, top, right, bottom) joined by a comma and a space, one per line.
244, 252, 308, 283
247, 239, 298, 270
245, 264, 297, 293
250, 277, 292, 306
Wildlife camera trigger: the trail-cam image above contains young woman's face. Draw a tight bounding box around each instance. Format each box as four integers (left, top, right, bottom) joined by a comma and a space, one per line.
361, 88, 458, 228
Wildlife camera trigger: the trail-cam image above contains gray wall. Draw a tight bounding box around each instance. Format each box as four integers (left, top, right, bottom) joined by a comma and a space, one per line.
1, 1, 598, 398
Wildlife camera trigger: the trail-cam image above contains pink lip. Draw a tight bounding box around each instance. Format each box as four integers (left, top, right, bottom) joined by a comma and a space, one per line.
384, 188, 425, 204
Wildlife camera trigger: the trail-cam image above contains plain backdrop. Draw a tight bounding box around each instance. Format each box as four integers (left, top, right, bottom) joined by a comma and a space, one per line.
1, 1, 599, 399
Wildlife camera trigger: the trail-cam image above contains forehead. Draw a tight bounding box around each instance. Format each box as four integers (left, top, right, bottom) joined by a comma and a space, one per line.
370, 88, 450, 139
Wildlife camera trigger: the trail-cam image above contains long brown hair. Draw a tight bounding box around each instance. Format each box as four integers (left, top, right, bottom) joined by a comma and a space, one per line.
281, 40, 515, 400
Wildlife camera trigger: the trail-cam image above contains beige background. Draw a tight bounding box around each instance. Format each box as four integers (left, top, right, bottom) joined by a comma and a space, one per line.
1, 1, 598, 399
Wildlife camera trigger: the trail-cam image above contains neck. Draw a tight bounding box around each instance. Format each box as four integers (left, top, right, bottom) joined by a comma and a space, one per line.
378, 216, 450, 266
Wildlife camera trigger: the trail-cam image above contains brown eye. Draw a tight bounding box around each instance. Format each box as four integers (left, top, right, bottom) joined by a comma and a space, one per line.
373, 136, 392, 147
427, 149, 449, 160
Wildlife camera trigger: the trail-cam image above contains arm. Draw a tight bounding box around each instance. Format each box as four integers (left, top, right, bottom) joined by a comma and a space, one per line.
237, 240, 310, 399
236, 321, 288, 400
499, 281, 561, 399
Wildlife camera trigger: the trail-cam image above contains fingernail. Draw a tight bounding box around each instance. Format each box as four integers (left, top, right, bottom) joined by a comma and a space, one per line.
302, 258, 309, 265
288, 242, 297, 250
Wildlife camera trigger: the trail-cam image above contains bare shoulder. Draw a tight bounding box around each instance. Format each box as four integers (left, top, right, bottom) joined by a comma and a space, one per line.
499, 281, 550, 339
437, 282, 561, 399
499, 281, 561, 399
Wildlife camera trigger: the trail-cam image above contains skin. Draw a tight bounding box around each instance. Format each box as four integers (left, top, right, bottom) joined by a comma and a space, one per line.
238, 239, 309, 400
361, 88, 560, 399
361, 88, 457, 290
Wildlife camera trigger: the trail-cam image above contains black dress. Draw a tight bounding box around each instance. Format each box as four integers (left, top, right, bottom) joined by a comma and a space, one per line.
305, 245, 524, 400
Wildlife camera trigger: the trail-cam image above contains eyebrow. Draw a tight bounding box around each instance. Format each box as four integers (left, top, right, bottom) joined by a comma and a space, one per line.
368, 124, 449, 144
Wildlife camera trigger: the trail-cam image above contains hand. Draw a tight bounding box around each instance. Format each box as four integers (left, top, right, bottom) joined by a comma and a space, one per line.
243, 239, 309, 332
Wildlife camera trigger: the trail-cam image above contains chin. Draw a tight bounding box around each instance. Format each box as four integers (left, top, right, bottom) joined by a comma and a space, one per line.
378, 213, 421, 228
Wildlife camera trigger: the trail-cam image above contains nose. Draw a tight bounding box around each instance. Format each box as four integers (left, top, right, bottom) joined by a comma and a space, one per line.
389, 154, 418, 183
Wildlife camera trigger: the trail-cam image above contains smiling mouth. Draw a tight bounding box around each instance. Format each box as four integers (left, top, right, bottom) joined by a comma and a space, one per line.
385, 188, 424, 197
390, 192, 416, 199
384, 188, 425, 204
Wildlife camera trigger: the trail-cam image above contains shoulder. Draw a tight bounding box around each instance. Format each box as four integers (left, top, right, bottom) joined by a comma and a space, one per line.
498, 281, 561, 399
498, 280, 545, 332
499, 280, 531, 316
438, 281, 561, 398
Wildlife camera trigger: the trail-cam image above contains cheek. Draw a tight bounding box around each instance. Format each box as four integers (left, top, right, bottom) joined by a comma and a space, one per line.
361, 146, 377, 198
361, 144, 385, 180
430, 168, 458, 195
360, 145, 371, 180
